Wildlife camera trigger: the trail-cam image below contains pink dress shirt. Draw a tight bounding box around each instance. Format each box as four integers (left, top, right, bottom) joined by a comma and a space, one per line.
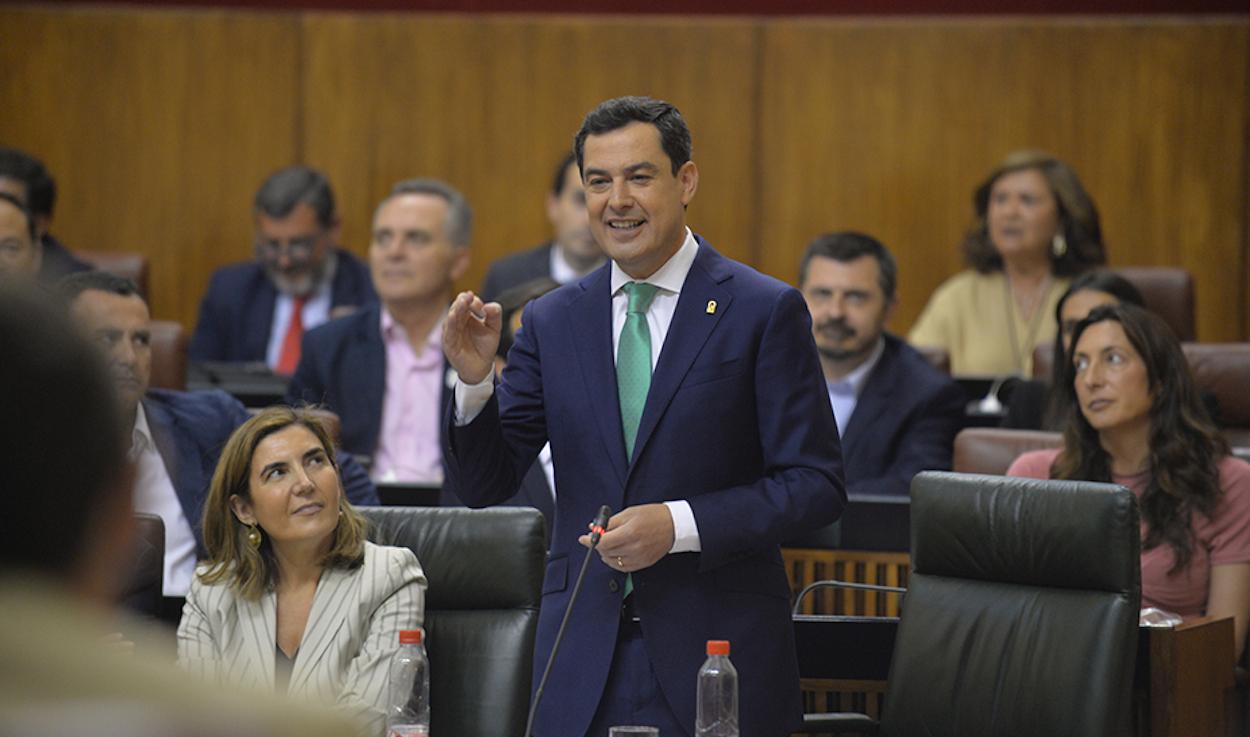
372, 309, 445, 484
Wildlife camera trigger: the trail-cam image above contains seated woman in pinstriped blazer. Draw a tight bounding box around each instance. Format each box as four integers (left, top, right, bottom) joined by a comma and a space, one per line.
177, 407, 426, 736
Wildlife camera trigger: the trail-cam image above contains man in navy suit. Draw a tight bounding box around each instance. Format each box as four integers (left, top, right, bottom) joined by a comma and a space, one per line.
798, 232, 964, 501
479, 152, 605, 303
60, 271, 377, 622
443, 97, 844, 737
286, 179, 552, 525
188, 166, 376, 370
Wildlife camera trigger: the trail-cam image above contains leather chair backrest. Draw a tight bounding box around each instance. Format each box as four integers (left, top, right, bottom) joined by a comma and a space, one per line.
76, 250, 150, 300
149, 320, 188, 390
360, 507, 545, 737
881, 471, 1140, 737
1113, 266, 1195, 342
120, 513, 165, 619
953, 427, 1062, 476
1183, 343, 1250, 447
913, 345, 951, 375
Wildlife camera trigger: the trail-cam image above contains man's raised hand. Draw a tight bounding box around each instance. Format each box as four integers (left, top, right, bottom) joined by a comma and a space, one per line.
443, 291, 503, 385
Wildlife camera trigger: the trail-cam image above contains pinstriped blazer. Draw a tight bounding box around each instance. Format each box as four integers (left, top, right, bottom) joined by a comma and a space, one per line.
177, 542, 425, 736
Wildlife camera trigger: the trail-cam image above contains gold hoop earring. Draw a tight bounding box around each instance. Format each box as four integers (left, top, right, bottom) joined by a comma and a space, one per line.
246, 523, 262, 549
1051, 233, 1068, 258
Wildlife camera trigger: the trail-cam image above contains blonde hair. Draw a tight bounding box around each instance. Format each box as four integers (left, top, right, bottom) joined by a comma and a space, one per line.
198, 406, 367, 600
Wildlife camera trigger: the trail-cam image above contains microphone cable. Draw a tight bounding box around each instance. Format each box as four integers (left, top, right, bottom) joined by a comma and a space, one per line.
523, 504, 612, 737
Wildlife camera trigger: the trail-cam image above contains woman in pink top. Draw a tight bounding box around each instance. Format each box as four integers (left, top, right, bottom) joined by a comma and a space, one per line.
1007, 303, 1250, 657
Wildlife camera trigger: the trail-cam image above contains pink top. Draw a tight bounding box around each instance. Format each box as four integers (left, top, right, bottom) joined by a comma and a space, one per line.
371, 309, 445, 484
1008, 449, 1250, 618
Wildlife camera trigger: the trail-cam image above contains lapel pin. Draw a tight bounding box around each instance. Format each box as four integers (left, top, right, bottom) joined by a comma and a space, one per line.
706, 300, 717, 315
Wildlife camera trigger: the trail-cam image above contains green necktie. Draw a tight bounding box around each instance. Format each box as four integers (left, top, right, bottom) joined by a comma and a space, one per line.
617, 282, 660, 461
617, 282, 658, 601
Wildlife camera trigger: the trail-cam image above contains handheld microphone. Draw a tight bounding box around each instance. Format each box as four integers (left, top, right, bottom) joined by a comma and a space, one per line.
523, 505, 612, 737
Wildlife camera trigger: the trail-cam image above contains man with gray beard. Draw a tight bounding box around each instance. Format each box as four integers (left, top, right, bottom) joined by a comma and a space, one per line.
189, 166, 376, 371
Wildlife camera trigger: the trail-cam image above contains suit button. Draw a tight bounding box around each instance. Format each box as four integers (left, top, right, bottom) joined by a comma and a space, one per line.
608, 580, 620, 593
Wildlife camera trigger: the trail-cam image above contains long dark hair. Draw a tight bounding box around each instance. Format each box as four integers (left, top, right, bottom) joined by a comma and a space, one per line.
1051, 303, 1227, 573
1041, 271, 1144, 429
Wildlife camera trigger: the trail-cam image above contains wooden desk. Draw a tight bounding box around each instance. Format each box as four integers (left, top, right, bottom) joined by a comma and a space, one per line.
796, 615, 1235, 737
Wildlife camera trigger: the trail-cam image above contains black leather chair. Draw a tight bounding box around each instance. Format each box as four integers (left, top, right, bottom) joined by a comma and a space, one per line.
120, 513, 165, 619
360, 507, 545, 737
805, 471, 1141, 736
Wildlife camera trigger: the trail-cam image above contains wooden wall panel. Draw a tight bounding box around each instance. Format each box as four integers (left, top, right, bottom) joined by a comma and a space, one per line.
299, 13, 761, 295
0, 7, 300, 325
759, 18, 1250, 342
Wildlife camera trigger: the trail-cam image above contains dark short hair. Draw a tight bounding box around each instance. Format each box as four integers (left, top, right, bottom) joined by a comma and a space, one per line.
0, 282, 126, 577
798, 231, 898, 301
551, 152, 578, 197
495, 276, 560, 360
57, 270, 143, 305
0, 191, 37, 242
254, 166, 337, 228
0, 147, 56, 218
385, 178, 473, 248
1041, 270, 1146, 428
574, 96, 692, 177
962, 150, 1106, 276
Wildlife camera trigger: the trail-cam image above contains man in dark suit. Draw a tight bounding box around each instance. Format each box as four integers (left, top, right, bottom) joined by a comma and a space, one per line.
799, 231, 965, 501
286, 179, 552, 525
443, 97, 844, 737
188, 166, 376, 370
0, 147, 92, 282
61, 271, 377, 621
479, 152, 604, 303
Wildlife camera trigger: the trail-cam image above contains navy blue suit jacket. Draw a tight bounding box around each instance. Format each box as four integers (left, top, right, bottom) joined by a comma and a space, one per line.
286, 305, 553, 523
143, 389, 378, 557
841, 333, 965, 497
480, 241, 554, 303
444, 238, 845, 737
188, 248, 377, 363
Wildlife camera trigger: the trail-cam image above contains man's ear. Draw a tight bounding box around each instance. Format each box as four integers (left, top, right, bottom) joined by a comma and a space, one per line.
230, 494, 256, 526
677, 160, 699, 207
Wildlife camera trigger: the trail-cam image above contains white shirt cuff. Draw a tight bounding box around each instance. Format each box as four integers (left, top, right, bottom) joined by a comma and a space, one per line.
453, 372, 495, 426
664, 500, 701, 553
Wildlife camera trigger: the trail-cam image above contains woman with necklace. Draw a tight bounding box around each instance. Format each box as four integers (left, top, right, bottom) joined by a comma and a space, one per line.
909, 150, 1106, 376
1009, 304, 1250, 658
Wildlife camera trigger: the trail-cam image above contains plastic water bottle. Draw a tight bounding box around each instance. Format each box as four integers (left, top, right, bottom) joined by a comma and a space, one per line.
386, 629, 430, 737
695, 639, 738, 737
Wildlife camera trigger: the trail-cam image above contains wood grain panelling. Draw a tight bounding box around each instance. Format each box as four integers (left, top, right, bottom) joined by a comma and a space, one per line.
0, 7, 300, 325
299, 13, 760, 294
2, 8, 1247, 340
759, 18, 1250, 342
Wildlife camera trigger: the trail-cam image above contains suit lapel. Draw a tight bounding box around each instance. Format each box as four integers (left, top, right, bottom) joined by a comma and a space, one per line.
841, 339, 899, 456
246, 279, 278, 361
290, 565, 354, 693
355, 309, 387, 454
238, 591, 278, 689
143, 397, 209, 551
630, 243, 733, 471
568, 269, 629, 487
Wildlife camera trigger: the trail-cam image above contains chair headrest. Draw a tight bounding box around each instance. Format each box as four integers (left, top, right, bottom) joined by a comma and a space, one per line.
910, 471, 1139, 594
360, 506, 545, 610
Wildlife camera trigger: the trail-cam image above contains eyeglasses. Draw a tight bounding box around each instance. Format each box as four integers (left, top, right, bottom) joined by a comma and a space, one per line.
254, 234, 322, 261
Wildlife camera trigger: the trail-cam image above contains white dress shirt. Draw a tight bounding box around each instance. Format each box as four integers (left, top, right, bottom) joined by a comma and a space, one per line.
456, 229, 703, 552
131, 405, 198, 596
826, 337, 885, 437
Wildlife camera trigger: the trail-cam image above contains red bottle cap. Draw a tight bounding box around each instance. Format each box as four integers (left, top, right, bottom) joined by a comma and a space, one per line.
706, 640, 730, 656
399, 629, 423, 645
